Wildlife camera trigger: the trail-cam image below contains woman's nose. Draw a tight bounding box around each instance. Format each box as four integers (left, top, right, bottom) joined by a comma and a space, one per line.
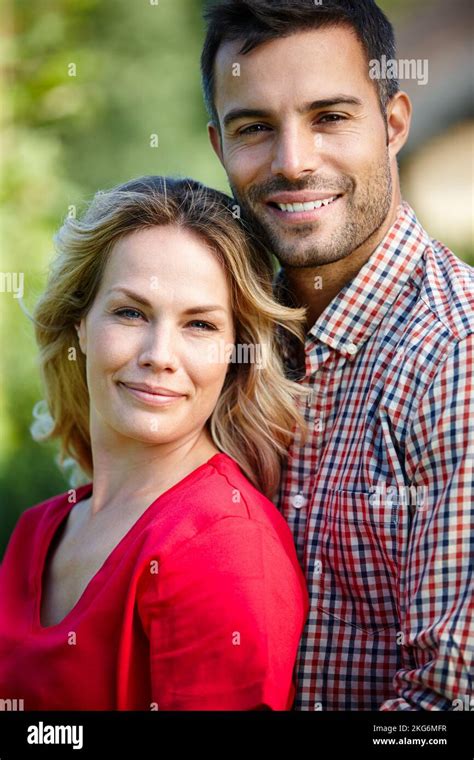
137, 323, 179, 371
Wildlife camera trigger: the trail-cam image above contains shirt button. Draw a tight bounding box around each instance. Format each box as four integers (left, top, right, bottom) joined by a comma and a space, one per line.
292, 493, 307, 510
346, 343, 357, 355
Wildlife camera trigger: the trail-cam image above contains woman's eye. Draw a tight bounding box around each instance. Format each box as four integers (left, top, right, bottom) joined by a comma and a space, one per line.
187, 320, 217, 331
114, 308, 144, 320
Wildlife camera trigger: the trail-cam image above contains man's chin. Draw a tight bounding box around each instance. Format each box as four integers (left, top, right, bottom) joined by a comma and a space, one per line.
237, 200, 346, 265
262, 226, 341, 267
273, 247, 339, 268
258, 205, 342, 242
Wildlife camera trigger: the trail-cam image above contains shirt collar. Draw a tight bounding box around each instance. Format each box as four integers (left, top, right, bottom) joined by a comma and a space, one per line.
274, 202, 431, 364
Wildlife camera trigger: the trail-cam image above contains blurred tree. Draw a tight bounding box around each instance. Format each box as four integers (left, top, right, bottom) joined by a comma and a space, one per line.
0, 0, 218, 555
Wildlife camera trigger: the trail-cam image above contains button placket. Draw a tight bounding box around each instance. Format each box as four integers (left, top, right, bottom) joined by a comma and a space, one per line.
310, 367, 327, 453
292, 493, 307, 510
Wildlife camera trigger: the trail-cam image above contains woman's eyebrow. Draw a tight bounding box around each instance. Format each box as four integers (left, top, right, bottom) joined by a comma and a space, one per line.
181, 305, 227, 315
107, 289, 227, 315
107, 287, 152, 307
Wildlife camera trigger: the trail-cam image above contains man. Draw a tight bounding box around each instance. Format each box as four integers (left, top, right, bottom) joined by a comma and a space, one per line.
200, 0, 473, 710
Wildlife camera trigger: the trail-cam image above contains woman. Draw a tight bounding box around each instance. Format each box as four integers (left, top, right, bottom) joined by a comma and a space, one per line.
0, 176, 309, 710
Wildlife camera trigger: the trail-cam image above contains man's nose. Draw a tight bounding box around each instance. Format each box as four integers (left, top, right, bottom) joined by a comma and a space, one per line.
138, 322, 179, 371
270, 123, 321, 181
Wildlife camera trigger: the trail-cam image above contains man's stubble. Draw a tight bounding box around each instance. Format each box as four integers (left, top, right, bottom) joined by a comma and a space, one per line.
229, 149, 393, 269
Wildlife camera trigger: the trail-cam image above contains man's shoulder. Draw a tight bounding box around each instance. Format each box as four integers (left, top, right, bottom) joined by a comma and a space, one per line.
384, 236, 473, 413
415, 237, 473, 342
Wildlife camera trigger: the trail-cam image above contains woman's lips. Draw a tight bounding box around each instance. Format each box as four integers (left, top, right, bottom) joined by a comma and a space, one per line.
119, 382, 186, 407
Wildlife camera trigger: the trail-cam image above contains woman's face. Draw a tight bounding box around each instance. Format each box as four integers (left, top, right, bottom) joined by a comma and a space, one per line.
77, 225, 235, 450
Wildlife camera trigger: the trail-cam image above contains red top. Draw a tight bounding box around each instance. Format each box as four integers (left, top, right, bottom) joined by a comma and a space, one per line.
0, 453, 308, 710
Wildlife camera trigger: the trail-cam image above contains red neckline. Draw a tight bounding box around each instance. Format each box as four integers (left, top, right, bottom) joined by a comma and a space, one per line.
34, 452, 227, 631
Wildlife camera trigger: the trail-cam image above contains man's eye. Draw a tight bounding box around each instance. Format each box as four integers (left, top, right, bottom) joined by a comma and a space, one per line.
187, 320, 217, 331
318, 114, 346, 123
114, 308, 144, 320
238, 124, 271, 135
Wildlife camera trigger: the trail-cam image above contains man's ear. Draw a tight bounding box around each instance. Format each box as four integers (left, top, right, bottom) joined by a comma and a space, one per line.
208, 121, 224, 165
386, 91, 412, 159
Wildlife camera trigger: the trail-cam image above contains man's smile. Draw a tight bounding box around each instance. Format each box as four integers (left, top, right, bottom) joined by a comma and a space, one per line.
264, 192, 343, 224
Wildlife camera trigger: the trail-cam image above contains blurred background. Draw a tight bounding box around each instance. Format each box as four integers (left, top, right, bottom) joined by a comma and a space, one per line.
1, 0, 473, 556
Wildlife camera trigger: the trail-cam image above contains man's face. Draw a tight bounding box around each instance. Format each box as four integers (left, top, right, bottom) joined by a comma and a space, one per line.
210, 26, 394, 267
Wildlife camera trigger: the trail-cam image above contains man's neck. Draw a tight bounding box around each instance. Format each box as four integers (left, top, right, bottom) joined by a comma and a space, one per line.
283, 201, 401, 330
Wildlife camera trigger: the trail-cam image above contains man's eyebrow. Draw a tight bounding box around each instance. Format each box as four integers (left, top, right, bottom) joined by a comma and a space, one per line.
298, 96, 364, 113
223, 96, 363, 128
107, 288, 227, 315
223, 108, 270, 128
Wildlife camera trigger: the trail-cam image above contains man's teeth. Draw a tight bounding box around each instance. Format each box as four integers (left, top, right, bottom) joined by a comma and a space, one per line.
276, 196, 338, 212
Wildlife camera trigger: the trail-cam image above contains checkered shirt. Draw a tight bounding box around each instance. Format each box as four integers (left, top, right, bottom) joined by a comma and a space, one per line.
274, 201, 473, 710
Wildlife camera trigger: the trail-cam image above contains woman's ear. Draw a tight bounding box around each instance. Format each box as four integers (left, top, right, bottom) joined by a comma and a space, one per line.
75, 321, 86, 355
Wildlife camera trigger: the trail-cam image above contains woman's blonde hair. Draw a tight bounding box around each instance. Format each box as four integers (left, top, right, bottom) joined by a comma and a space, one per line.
32, 176, 308, 498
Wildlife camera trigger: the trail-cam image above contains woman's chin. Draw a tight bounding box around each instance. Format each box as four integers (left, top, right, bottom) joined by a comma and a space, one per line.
109, 421, 183, 447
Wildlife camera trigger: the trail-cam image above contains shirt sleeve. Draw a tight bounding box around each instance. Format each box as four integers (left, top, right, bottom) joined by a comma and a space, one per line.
381, 333, 474, 711
138, 515, 308, 711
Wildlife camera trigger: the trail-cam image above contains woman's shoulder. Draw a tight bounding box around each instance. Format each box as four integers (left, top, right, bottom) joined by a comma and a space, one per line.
169, 451, 280, 526
141, 451, 298, 566
137, 453, 308, 628
204, 451, 270, 505
6, 483, 92, 545
204, 452, 292, 534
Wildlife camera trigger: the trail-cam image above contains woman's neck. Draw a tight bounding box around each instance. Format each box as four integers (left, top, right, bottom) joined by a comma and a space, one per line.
85, 427, 219, 517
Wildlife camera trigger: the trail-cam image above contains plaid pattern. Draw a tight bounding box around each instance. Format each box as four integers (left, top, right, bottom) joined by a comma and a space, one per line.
274, 202, 474, 710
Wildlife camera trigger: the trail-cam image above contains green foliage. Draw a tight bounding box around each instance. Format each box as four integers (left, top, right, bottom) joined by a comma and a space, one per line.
1, 0, 227, 555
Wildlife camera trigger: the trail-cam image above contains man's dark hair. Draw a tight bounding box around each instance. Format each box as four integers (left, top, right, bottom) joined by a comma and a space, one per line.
201, 0, 400, 125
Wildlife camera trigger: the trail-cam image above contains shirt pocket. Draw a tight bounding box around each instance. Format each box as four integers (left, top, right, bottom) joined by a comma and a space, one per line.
311, 488, 400, 634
